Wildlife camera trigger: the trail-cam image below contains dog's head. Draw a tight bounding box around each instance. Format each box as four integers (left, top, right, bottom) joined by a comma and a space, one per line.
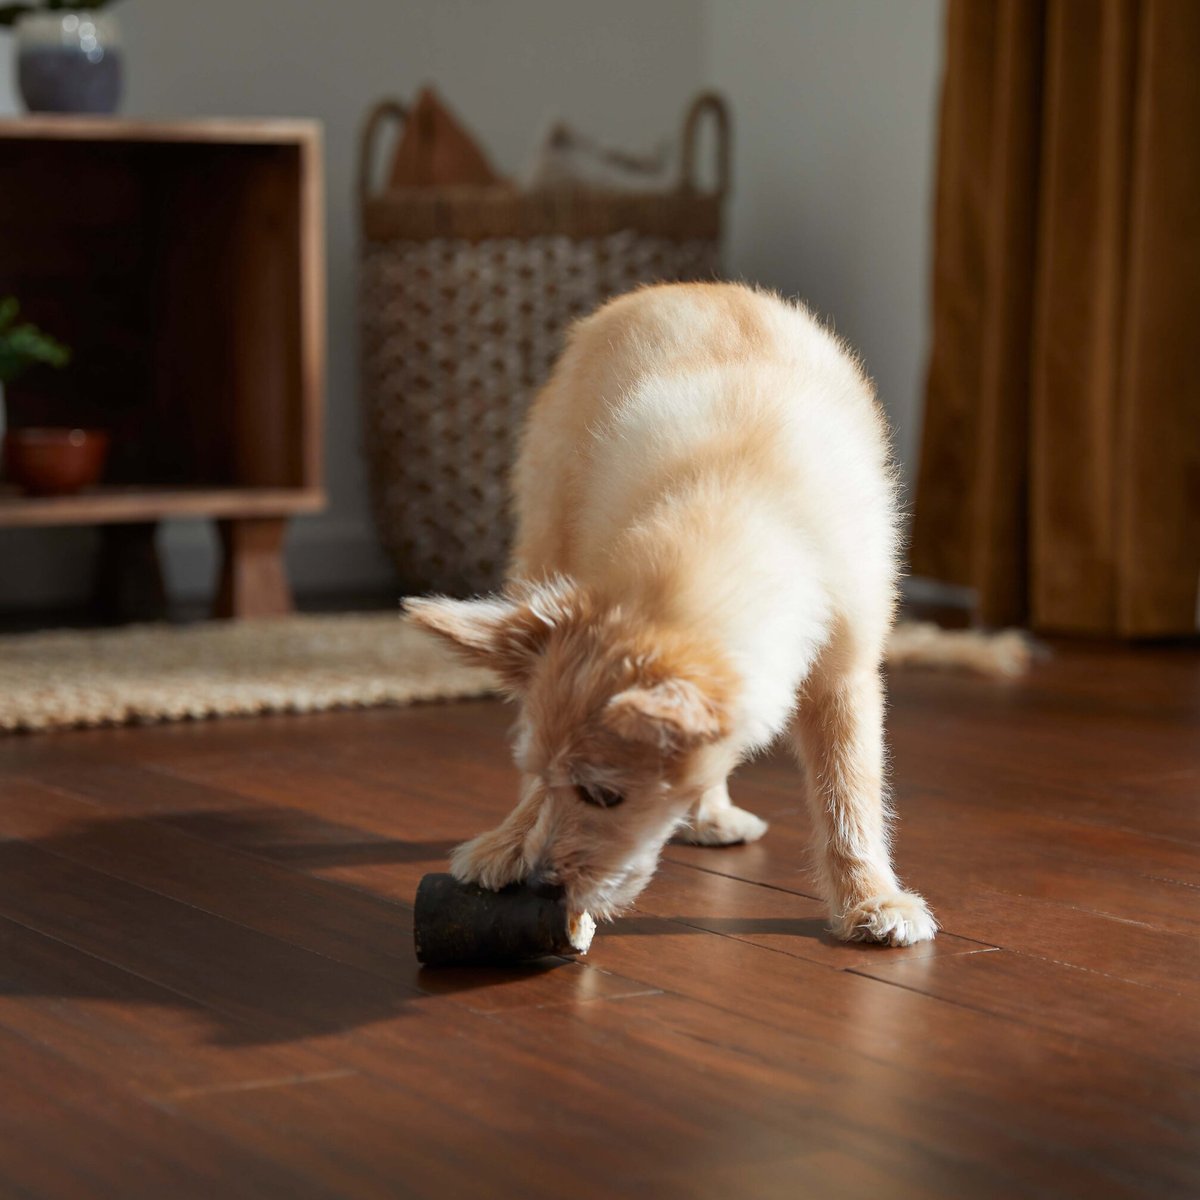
406, 578, 732, 919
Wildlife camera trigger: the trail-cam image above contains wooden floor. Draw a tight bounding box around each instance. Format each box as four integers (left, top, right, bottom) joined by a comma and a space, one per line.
0, 641, 1197, 1198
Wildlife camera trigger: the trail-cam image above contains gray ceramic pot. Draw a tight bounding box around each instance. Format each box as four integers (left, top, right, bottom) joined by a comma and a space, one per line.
16, 11, 123, 114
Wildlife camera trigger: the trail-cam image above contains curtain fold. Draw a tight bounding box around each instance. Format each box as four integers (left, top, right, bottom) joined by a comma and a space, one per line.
911, 0, 1200, 636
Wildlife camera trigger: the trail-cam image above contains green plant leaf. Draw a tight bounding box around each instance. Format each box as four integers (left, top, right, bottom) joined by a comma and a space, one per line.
0, 299, 71, 385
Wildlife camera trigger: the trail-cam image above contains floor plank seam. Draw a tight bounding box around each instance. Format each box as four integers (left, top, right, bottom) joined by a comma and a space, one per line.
665, 857, 825, 900
630, 911, 883, 970
993, 895, 1162, 932
0, 909, 259, 1029
468, 985, 665, 1016
843, 957, 1197, 1074
835, 943, 1000, 968
1144, 873, 1200, 891
967, 879, 1200, 936
1005, 947, 1190, 997
159, 1069, 359, 1102
1025, 808, 1200, 851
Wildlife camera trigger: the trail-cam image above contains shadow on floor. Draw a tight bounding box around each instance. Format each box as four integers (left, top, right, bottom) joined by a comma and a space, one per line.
0, 807, 578, 1047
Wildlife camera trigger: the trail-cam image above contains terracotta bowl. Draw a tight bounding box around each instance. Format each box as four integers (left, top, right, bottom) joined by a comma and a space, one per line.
3, 428, 110, 496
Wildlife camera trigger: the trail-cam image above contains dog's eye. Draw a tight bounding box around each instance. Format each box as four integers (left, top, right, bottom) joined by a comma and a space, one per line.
575, 784, 625, 809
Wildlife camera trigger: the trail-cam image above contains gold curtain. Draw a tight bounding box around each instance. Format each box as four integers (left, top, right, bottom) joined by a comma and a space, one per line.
911, 0, 1200, 636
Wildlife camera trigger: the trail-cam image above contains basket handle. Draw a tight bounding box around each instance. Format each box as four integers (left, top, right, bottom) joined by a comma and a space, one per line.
679, 91, 731, 199
358, 98, 409, 207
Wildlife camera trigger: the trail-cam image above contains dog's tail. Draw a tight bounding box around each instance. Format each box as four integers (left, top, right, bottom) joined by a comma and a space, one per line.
886, 621, 1032, 679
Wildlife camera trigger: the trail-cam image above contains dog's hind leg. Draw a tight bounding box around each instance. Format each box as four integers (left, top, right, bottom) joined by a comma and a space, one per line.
791, 653, 936, 946
678, 780, 769, 846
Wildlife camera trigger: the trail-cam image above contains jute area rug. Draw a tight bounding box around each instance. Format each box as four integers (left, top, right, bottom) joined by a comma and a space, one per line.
0, 614, 497, 735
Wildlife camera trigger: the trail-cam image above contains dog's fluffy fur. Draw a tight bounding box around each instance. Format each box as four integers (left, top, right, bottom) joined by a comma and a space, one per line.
408, 282, 937, 945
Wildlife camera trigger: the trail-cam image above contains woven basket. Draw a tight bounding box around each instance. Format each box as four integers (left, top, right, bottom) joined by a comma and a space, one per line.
359, 93, 731, 596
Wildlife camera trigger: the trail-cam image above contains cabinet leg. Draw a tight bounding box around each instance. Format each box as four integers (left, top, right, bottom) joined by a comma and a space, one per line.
214, 517, 293, 619
95, 522, 168, 623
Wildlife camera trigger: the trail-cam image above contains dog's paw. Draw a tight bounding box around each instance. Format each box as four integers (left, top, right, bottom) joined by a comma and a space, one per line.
450, 830, 526, 892
679, 805, 769, 847
834, 891, 938, 947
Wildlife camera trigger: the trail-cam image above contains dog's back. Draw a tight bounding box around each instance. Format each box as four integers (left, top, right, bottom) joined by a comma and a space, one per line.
511, 281, 899, 749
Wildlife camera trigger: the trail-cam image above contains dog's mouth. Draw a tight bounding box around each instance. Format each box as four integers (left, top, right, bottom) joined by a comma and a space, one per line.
535, 862, 654, 924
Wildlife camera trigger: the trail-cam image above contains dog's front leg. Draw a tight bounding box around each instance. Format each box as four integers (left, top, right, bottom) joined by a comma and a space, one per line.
792, 666, 936, 946
450, 774, 547, 891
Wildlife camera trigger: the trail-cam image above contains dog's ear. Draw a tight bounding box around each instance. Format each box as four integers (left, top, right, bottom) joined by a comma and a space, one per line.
404, 579, 577, 690
602, 677, 728, 752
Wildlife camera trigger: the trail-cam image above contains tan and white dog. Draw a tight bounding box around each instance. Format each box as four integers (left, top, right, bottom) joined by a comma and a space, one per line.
407, 282, 937, 946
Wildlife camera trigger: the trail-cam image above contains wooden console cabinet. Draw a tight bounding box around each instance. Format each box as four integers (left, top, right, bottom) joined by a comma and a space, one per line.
0, 116, 325, 618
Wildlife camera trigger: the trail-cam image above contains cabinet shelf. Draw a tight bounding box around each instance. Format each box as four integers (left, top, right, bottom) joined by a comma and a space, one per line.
0, 485, 325, 529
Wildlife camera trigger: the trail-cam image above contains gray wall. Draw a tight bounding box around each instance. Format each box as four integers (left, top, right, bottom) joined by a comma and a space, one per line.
0, 0, 943, 612
707, 0, 943, 486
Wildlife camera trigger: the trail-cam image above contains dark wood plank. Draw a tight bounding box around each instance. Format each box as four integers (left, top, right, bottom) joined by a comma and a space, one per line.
166, 1068, 599, 1200
483, 985, 1196, 1199
849, 947, 1200, 1072
0, 1018, 322, 1199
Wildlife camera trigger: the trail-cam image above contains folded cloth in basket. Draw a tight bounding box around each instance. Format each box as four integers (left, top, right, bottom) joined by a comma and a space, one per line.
387, 84, 504, 189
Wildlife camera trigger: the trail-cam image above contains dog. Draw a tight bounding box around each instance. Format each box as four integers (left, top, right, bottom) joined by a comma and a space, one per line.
407, 282, 937, 946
